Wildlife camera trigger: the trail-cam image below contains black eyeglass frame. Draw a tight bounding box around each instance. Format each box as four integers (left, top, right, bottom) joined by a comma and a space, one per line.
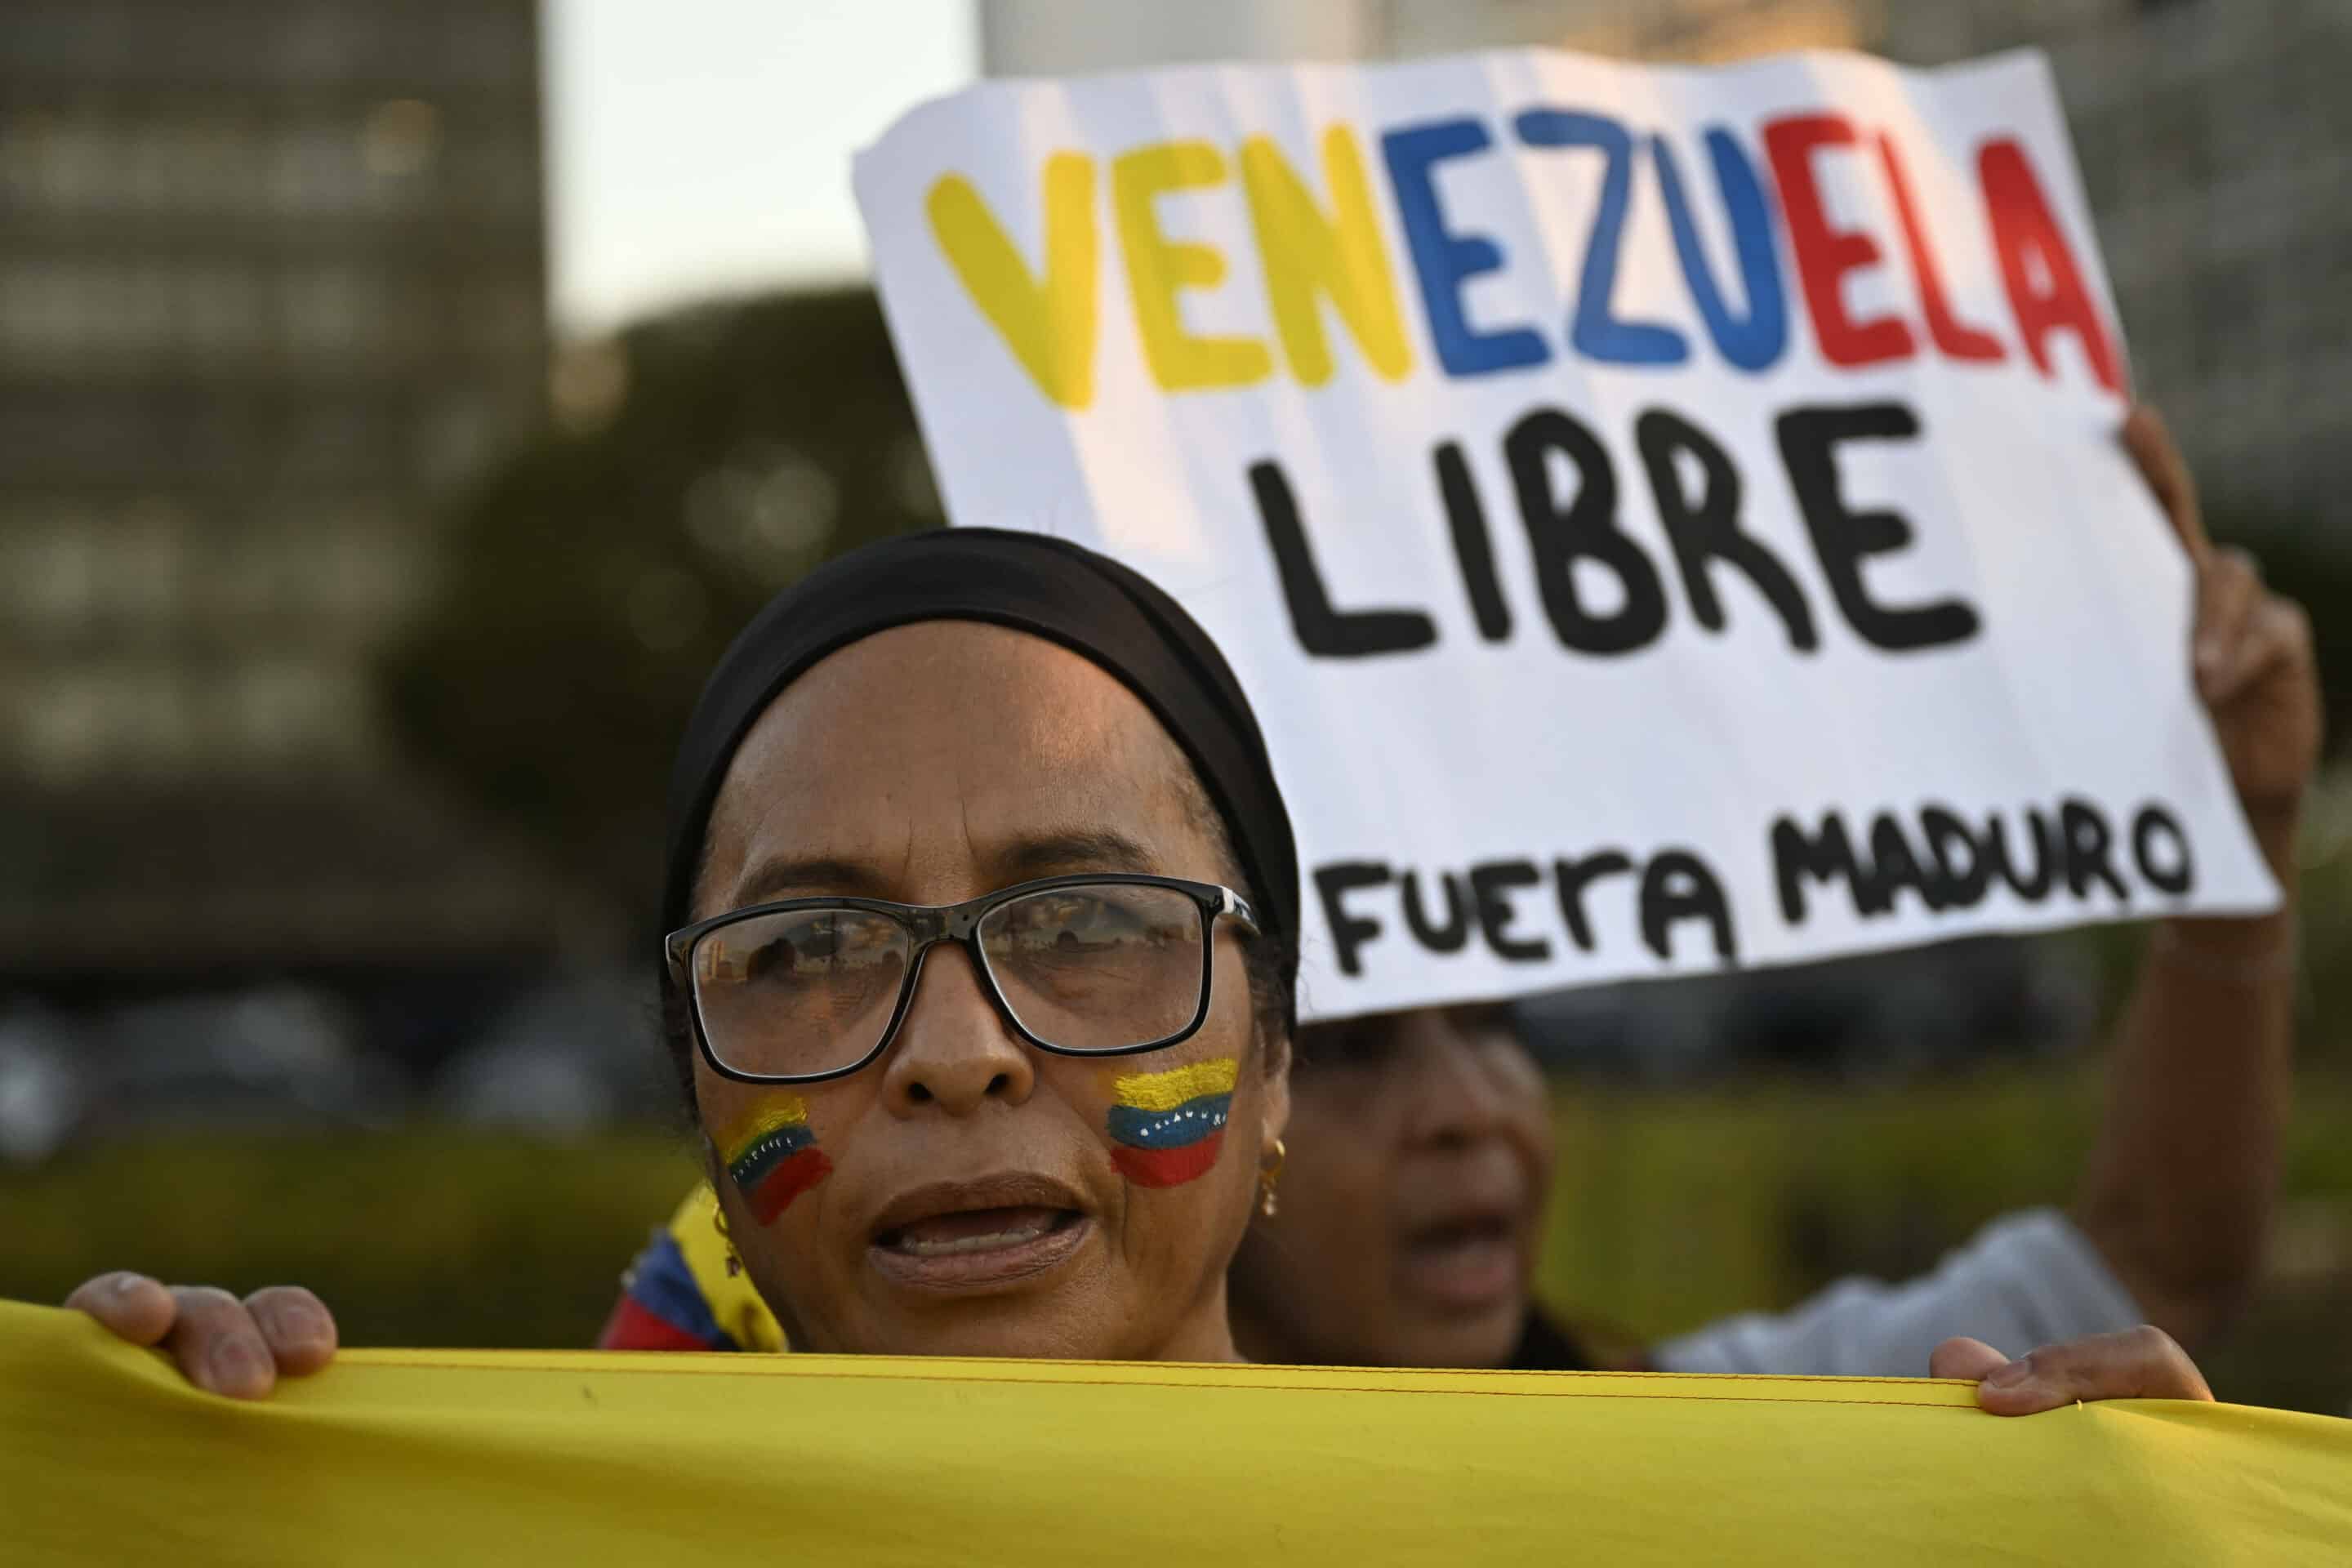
664, 873, 1261, 1086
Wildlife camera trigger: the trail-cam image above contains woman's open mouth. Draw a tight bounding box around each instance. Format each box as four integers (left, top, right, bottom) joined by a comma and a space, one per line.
1396, 1209, 1524, 1313
866, 1176, 1093, 1291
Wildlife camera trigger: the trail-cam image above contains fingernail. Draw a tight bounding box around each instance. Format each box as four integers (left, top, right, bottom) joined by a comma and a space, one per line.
109, 1272, 146, 1298
1984, 1359, 2034, 1388
210, 1336, 264, 1392
263, 1300, 327, 1348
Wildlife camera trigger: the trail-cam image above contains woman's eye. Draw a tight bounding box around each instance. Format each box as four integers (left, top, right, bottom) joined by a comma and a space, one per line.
1313, 1022, 1396, 1068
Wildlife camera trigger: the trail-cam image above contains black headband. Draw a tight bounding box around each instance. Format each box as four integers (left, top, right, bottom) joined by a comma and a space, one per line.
662, 528, 1299, 983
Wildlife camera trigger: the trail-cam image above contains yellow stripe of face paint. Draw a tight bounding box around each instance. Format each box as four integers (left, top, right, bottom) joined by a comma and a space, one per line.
1111, 1058, 1239, 1111
718, 1096, 811, 1165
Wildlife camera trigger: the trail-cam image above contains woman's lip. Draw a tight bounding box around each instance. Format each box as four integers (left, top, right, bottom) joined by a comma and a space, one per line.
868, 1172, 1093, 1241
867, 1210, 1092, 1292
1393, 1217, 1526, 1314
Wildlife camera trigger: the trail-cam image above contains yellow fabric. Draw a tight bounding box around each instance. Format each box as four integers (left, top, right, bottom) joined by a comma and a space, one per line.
7, 1300, 2349, 1565
666, 1182, 787, 1352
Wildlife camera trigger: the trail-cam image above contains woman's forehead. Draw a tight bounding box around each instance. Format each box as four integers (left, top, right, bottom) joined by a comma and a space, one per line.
702, 622, 1214, 901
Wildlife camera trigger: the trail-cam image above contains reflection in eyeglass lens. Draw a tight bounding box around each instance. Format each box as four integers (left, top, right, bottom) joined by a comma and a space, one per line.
695, 909, 909, 1076
982, 884, 1200, 1051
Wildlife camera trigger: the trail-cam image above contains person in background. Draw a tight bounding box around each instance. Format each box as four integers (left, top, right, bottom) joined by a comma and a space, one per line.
603, 407, 2317, 1384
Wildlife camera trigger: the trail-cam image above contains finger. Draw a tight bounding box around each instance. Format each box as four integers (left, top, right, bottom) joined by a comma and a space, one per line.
165, 1285, 277, 1400
2205, 597, 2312, 708
1975, 1325, 2215, 1417
243, 1285, 339, 1379
64, 1272, 177, 1348
2123, 404, 2207, 558
1928, 1336, 2010, 1381
2194, 550, 2263, 697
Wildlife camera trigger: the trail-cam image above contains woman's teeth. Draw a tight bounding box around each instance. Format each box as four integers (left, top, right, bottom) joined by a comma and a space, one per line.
890, 1223, 1049, 1257
882, 1205, 1063, 1256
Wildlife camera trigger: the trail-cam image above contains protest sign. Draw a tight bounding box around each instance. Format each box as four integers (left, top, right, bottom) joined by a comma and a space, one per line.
853, 48, 2278, 1021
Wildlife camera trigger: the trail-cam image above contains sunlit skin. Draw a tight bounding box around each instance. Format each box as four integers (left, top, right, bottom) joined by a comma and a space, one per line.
690, 621, 1287, 1361
1228, 1006, 1551, 1370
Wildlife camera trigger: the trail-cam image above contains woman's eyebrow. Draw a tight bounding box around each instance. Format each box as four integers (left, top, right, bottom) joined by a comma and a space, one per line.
730, 853, 887, 905
996, 828, 1163, 880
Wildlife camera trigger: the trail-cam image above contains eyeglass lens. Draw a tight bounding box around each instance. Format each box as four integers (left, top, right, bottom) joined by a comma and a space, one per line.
689, 883, 1207, 1077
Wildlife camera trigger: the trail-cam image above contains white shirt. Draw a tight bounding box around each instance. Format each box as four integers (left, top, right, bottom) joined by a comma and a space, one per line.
1652, 1208, 2143, 1377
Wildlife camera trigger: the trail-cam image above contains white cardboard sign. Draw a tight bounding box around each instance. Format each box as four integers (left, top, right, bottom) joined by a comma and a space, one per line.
854, 47, 2277, 1022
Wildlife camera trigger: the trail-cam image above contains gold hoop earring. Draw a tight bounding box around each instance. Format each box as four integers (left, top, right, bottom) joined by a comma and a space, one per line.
1257, 1138, 1286, 1219
713, 1204, 745, 1278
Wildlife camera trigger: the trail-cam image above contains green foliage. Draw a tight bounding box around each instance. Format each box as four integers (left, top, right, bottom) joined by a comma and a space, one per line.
379, 288, 937, 924
0, 1132, 702, 1351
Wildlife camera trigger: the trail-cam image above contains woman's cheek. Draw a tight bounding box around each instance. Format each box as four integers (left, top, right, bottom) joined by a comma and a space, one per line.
714, 1094, 835, 1226
1100, 1056, 1237, 1189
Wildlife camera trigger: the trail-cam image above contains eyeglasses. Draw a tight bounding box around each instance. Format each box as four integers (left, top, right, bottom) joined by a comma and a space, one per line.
665, 874, 1260, 1085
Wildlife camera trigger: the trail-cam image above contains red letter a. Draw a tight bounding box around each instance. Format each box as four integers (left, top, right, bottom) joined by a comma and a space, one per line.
1978, 138, 2121, 392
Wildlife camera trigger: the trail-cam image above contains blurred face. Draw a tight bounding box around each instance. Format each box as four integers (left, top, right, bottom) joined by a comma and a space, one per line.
688, 621, 1288, 1361
1227, 1006, 1552, 1369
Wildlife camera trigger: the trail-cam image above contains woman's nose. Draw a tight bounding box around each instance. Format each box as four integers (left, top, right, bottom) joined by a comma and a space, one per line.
1396, 1013, 1516, 1148
880, 942, 1036, 1115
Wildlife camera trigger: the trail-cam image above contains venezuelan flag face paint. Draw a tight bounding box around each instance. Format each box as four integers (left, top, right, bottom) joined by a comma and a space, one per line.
1107, 1058, 1238, 1187
721, 1098, 835, 1225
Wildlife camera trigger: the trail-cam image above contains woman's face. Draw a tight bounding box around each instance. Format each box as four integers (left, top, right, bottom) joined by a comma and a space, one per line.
1227, 1006, 1552, 1369
689, 621, 1287, 1361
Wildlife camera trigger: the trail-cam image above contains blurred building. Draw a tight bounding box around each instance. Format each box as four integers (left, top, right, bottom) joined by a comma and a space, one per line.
0, 2, 577, 984
982, 0, 2348, 531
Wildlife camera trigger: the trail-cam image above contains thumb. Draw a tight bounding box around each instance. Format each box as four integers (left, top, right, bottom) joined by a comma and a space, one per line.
1929, 1336, 2010, 1382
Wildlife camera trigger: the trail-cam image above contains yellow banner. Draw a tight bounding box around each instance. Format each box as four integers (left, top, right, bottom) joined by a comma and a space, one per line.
5, 1299, 2347, 1564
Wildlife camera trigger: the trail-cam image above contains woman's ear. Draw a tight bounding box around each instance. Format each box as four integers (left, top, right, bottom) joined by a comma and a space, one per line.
1256, 1023, 1293, 1152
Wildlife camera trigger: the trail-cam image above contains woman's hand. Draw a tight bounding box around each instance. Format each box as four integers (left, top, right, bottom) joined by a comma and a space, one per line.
65, 1272, 338, 1399
2123, 404, 2320, 843
1931, 1325, 2214, 1415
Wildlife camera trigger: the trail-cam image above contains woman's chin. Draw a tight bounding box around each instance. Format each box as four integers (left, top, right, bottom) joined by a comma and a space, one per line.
841, 1221, 1132, 1360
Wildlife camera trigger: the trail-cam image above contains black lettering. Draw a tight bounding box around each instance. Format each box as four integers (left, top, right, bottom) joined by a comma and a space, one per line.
1468, 859, 1550, 961
1400, 868, 1472, 952
1984, 808, 2060, 900
1634, 408, 1817, 652
2060, 797, 2128, 902
1771, 813, 1884, 923
1250, 460, 1437, 657
1553, 850, 1634, 950
1868, 811, 1941, 911
1919, 804, 1991, 909
1432, 442, 1512, 642
2131, 804, 2194, 896
1314, 861, 1393, 977
1503, 408, 1667, 654
1775, 403, 1982, 652
1639, 849, 1737, 962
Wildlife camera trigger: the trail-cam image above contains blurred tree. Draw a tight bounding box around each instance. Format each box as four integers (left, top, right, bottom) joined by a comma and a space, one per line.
378, 287, 939, 934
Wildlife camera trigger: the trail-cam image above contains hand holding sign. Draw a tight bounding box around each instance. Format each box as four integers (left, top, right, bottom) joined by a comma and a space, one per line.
857, 47, 2280, 1022
2122, 406, 2321, 845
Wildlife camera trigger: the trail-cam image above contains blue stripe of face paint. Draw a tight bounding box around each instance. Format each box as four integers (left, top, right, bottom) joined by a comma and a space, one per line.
1107, 1094, 1234, 1151
728, 1120, 817, 1186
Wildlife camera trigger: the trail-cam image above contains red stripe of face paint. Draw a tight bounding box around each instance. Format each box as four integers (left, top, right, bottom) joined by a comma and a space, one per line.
1111, 1130, 1225, 1188
747, 1146, 835, 1225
